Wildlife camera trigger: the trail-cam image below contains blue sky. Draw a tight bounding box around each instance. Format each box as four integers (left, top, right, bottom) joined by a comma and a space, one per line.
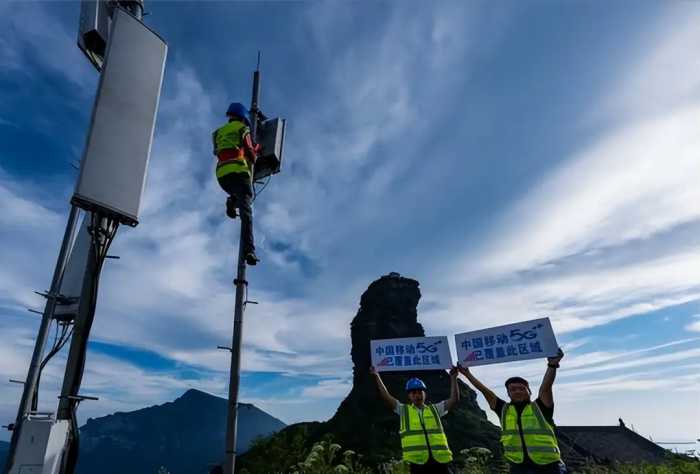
1, 1, 699, 445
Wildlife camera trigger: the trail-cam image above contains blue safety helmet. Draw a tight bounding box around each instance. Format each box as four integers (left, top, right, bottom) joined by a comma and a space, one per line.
405, 378, 427, 392
226, 102, 250, 125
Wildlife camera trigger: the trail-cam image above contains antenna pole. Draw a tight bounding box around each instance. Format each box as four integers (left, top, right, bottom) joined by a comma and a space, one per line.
222, 55, 261, 474
250, 52, 261, 138
4, 205, 80, 473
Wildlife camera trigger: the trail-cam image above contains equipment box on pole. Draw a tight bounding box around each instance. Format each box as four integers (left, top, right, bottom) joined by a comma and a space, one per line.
254, 117, 286, 181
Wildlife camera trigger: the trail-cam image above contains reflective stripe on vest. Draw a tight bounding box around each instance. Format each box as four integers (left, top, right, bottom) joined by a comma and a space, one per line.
499, 402, 561, 465
216, 160, 250, 179
213, 121, 251, 178
399, 404, 453, 465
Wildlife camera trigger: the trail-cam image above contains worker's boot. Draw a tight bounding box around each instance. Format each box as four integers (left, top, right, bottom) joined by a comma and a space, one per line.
245, 251, 259, 266
225, 197, 238, 219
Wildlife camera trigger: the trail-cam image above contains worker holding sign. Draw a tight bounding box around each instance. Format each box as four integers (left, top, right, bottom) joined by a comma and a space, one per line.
458, 349, 566, 474
370, 366, 459, 473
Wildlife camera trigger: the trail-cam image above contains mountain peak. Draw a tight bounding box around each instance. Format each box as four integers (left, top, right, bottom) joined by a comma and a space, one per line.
176, 388, 220, 403
74, 389, 285, 474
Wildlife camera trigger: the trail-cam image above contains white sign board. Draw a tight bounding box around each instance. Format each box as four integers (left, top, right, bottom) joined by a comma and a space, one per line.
371, 336, 452, 372
455, 318, 558, 367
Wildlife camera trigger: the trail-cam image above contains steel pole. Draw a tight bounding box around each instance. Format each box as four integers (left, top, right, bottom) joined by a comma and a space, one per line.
56, 215, 114, 474
4, 205, 80, 473
57, 225, 100, 420
222, 232, 247, 474
222, 65, 261, 474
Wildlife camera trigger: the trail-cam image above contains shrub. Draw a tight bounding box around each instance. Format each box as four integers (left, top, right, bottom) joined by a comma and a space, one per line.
290, 440, 372, 474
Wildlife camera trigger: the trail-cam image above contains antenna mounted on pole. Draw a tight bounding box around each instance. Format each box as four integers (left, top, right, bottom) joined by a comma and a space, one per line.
249, 51, 286, 183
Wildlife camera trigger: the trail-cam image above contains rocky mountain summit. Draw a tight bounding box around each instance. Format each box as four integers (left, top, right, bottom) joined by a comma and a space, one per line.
240, 272, 501, 470
76, 389, 285, 474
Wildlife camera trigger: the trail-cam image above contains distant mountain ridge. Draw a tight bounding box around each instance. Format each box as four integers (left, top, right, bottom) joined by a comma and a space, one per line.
0, 441, 8, 470
75, 388, 285, 474
0, 390, 284, 474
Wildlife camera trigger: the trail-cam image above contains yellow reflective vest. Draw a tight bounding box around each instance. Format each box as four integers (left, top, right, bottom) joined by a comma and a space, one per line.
212, 120, 251, 178
399, 403, 453, 464
500, 402, 561, 465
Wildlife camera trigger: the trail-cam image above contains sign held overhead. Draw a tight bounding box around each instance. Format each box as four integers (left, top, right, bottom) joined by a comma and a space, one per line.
371, 336, 452, 372
455, 317, 559, 367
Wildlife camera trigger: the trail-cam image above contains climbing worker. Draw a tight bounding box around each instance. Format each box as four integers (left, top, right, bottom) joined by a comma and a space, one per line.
212, 102, 259, 265
370, 365, 459, 473
458, 349, 567, 474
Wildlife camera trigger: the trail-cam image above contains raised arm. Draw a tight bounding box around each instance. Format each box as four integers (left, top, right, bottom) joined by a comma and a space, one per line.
242, 129, 258, 163
445, 366, 460, 412
370, 366, 399, 411
458, 365, 498, 410
538, 348, 564, 408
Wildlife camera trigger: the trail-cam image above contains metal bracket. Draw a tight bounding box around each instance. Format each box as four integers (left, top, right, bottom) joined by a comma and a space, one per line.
9, 379, 25, 385
217, 345, 232, 352
34, 291, 76, 306
58, 394, 99, 402
53, 313, 76, 324
233, 278, 248, 286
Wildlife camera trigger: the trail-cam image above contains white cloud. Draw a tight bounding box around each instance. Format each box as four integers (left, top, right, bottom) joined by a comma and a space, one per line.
450, 103, 700, 282
598, 2, 700, 121
560, 347, 700, 378
0, 2, 94, 89
561, 338, 700, 370
461, 338, 700, 396
423, 247, 700, 341
685, 315, 700, 333
300, 378, 352, 399
423, 5, 700, 345
0, 174, 65, 313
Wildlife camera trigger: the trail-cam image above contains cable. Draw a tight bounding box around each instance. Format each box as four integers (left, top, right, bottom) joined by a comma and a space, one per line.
32, 322, 72, 411
252, 174, 272, 202
31, 320, 56, 411
31, 214, 119, 417
64, 212, 119, 474
52, 319, 59, 349
33, 321, 68, 410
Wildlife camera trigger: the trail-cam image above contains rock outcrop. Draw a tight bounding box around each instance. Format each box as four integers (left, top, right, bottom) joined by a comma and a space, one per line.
240, 273, 501, 469
323, 272, 501, 462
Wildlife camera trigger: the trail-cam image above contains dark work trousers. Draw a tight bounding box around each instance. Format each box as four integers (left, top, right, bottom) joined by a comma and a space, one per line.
217, 172, 255, 255
409, 457, 452, 474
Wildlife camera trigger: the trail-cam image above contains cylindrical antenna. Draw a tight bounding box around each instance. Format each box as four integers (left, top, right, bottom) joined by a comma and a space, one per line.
250, 52, 262, 140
